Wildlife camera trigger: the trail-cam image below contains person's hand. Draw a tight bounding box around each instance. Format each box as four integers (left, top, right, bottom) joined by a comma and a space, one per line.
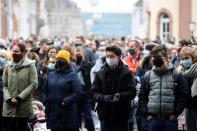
36, 111, 45, 119
146, 115, 154, 120
169, 115, 177, 121
11, 98, 18, 103
103, 95, 113, 103
61, 102, 65, 106
132, 128, 138, 131
112, 93, 120, 103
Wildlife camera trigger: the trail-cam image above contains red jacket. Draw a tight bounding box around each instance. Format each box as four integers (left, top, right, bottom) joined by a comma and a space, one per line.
123, 56, 139, 75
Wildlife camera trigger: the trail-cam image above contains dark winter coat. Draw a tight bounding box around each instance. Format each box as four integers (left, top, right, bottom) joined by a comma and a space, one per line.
77, 61, 93, 95
43, 66, 81, 130
91, 61, 136, 121
0, 69, 3, 109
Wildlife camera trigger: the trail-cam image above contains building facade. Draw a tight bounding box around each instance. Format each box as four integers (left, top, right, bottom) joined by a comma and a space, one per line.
0, 0, 43, 39
0, 0, 9, 38
147, 0, 197, 42
83, 13, 132, 38
132, 0, 148, 39
42, 0, 84, 38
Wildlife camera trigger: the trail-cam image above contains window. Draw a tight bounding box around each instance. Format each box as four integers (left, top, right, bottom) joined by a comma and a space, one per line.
160, 13, 170, 42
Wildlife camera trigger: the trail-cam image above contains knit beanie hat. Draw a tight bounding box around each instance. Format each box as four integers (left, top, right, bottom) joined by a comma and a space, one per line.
56, 50, 70, 63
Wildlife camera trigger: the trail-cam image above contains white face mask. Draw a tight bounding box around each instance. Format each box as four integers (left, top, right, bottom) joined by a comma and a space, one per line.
97, 51, 106, 58
143, 50, 150, 57
106, 58, 118, 67
48, 63, 55, 70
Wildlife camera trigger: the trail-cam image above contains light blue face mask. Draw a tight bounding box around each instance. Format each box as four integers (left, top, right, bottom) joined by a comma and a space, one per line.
182, 59, 193, 68
0, 58, 6, 68
97, 51, 106, 58
48, 63, 55, 70
106, 58, 118, 67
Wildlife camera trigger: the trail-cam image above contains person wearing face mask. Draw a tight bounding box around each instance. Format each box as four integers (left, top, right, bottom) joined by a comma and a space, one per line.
47, 56, 56, 71
91, 45, 136, 131
38, 46, 57, 75
2, 43, 38, 131
75, 46, 95, 131
123, 40, 140, 75
0, 49, 8, 131
75, 36, 96, 64
138, 45, 189, 131
43, 50, 81, 131
34, 56, 56, 102
37, 46, 57, 100
91, 45, 107, 83
179, 46, 194, 72
180, 46, 197, 131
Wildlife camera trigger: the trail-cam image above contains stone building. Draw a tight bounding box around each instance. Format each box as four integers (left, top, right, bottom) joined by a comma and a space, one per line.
42, 0, 84, 37
146, 0, 197, 42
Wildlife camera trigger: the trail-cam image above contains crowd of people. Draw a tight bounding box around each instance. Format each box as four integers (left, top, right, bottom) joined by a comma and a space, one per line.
0, 35, 196, 131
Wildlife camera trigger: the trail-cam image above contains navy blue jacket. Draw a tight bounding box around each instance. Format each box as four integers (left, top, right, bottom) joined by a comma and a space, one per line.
44, 67, 82, 130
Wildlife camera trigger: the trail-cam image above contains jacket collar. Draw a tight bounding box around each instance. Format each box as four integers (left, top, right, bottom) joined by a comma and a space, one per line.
152, 63, 174, 74
10, 59, 33, 69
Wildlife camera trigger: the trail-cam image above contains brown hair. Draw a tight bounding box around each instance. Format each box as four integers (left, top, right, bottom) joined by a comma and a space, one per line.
27, 52, 40, 64
16, 43, 27, 53
76, 36, 85, 43
62, 43, 76, 62
151, 45, 168, 57
44, 46, 57, 64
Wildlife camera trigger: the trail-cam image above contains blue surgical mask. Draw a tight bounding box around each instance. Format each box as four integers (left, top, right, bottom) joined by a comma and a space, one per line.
0, 58, 6, 68
106, 58, 118, 67
48, 63, 55, 70
182, 59, 193, 69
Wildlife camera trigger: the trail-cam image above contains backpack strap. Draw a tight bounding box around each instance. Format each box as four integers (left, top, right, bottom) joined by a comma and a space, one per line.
171, 68, 179, 88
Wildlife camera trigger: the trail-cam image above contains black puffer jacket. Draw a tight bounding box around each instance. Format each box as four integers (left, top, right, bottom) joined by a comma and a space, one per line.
91, 61, 136, 120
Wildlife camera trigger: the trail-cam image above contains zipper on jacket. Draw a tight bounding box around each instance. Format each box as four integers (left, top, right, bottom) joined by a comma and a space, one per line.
160, 76, 162, 119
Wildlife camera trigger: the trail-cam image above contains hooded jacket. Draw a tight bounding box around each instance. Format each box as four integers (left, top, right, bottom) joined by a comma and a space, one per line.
91, 61, 136, 120
2, 59, 38, 117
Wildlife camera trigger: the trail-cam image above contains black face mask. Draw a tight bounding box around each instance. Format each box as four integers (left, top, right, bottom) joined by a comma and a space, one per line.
153, 57, 164, 67
128, 48, 135, 55
55, 60, 67, 71
76, 56, 83, 65
75, 43, 82, 47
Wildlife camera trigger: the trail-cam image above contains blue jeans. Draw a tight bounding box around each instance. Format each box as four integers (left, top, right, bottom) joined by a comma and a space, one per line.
145, 119, 178, 131
101, 120, 129, 131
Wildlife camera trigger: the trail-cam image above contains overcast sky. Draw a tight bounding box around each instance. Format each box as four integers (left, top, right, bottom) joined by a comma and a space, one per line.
70, 0, 138, 13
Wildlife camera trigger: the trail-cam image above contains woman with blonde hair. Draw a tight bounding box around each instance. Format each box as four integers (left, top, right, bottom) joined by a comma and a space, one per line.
179, 46, 196, 72
180, 46, 197, 131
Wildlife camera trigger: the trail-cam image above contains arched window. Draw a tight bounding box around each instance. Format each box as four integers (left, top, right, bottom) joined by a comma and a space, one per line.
160, 13, 170, 42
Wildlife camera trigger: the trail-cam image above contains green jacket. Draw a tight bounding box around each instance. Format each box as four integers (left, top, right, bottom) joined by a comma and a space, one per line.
2, 59, 38, 117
